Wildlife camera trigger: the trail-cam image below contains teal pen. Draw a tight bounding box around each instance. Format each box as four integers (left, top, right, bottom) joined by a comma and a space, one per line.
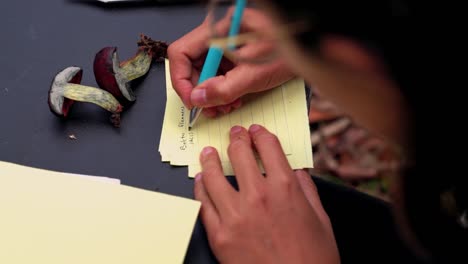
188, 0, 247, 129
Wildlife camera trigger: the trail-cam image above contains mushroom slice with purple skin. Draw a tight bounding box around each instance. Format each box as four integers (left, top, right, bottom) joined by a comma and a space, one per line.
93, 34, 168, 104
48, 66, 123, 127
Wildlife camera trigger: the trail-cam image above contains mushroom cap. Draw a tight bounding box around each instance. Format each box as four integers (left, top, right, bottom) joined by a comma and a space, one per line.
48, 66, 82, 117
94, 47, 135, 104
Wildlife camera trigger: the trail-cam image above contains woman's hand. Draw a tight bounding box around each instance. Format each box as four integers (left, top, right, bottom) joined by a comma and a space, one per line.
167, 8, 294, 117
194, 125, 340, 264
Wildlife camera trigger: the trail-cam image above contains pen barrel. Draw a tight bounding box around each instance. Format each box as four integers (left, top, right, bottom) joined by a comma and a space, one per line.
198, 0, 245, 84
198, 47, 224, 85
228, 0, 246, 50
228, 0, 246, 36
190, 0, 246, 128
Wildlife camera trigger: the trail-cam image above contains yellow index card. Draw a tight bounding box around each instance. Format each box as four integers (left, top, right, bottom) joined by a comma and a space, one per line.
187, 78, 314, 176
160, 59, 313, 177
0, 161, 200, 264
0, 161, 121, 184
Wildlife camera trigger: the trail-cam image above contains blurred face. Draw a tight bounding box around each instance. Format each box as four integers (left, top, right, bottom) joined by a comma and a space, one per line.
255, 0, 411, 149
254, 0, 423, 257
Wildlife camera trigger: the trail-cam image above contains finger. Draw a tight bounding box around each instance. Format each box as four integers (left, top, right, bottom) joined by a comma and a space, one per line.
232, 98, 242, 109
168, 51, 195, 109
169, 16, 214, 61
191, 59, 294, 108
190, 66, 263, 107
233, 36, 277, 61
216, 99, 242, 114
211, 7, 272, 38
200, 146, 237, 216
294, 170, 320, 209
228, 126, 264, 193
190, 67, 201, 87
194, 173, 220, 231
218, 57, 235, 75
295, 170, 330, 224
248, 124, 293, 181
217, 104, 232, 114
167, 14, 224, 109
238, 8, 275, 33
203, 101, 241, 118
202, 107, 218, 118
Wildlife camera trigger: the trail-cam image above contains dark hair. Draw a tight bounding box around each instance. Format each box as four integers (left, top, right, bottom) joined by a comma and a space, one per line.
265, 0, 467, 263
264, 0, 417, 109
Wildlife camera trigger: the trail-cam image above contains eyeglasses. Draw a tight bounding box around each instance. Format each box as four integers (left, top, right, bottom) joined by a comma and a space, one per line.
206, 0, 309, 64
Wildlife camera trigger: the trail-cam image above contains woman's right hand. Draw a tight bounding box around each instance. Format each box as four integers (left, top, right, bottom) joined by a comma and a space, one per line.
167, 7, 295, 117
194, 125, 340, 264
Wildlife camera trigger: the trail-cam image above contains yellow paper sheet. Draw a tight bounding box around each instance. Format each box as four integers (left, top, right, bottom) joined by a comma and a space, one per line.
188, 78, 314, 176
160, 59, 313, 177
0, 161, 200, 264
0, 161, 121, 184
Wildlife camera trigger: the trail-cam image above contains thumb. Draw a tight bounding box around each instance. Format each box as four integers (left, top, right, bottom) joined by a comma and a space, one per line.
190, 73, 245, 108
190, 61, 294, 108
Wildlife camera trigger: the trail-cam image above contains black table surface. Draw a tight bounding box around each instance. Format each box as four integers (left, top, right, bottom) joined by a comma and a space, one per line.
0, 1, 218, 263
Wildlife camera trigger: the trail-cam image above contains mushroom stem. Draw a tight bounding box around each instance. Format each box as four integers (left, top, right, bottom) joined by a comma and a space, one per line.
119, 51, 152, 81
93, 34, 168, 105
63, 83, 123, 114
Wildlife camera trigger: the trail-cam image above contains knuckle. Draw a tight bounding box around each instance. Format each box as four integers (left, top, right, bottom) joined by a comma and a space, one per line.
228, 138, 247, 155
202, 167, 220, 178
226, 6, 236, 15
246, 187, 268, 208
227, 211, 245, 230
256, 132, 280, 146
217, 89, 235, 105
279, 177, 293, 189
277, 174, 297, 193
167, 43, 178, 57
212, 231, 231, 251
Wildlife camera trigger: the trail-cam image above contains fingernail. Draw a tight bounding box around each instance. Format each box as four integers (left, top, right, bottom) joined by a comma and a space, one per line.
202, 146, 214, 157
195, 173, 203, 182
249, 124, 262, 133
230, 125, 243, 135
191, 89, 207, 105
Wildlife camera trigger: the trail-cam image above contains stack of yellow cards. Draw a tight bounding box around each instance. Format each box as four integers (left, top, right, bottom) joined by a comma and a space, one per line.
0, 161, 200, 264
159, 60, 313, 177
